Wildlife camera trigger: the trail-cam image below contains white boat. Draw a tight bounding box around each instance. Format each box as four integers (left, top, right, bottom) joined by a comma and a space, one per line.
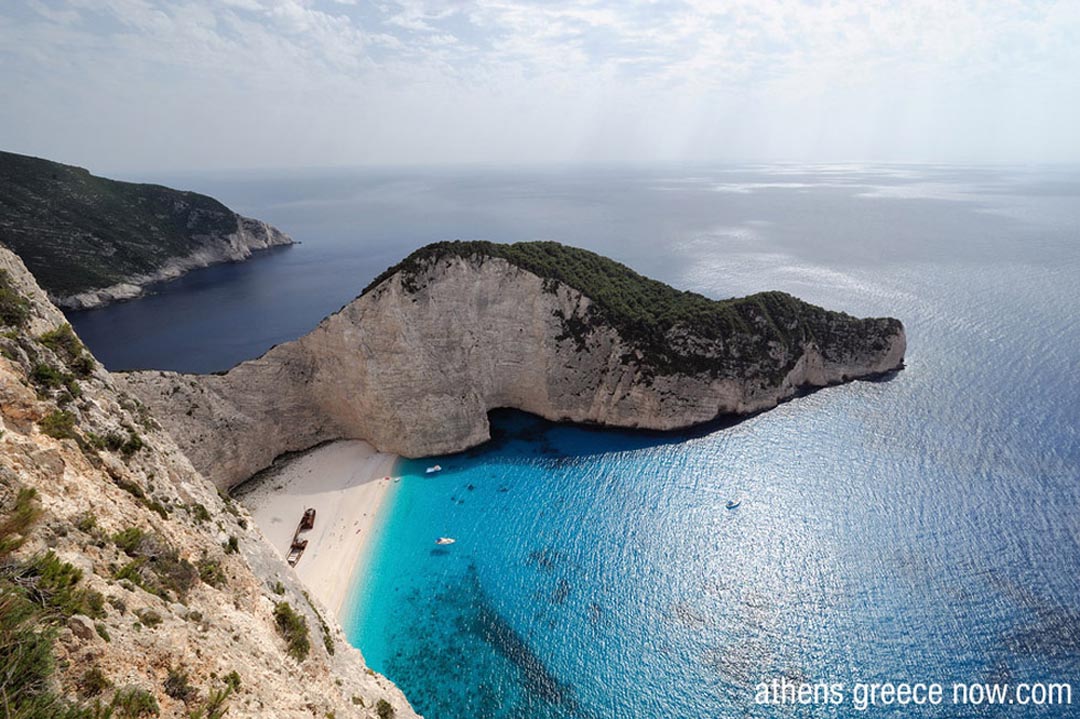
435, 537, 456, 545
425, 464, 442, 474
725, 499, 742, 509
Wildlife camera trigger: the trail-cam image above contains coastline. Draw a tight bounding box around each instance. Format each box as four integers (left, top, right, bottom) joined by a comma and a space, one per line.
235, 440, 399, 618
57, 222, 294, 310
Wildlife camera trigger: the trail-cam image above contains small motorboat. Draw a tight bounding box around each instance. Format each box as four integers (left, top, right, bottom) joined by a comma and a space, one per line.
299, 507, 316, 530
425, 465, 443, 474
725, 499, 742, 510
435, 537, 456, 545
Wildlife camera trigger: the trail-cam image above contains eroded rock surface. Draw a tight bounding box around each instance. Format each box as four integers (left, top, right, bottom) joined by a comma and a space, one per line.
124, 243, 905, 489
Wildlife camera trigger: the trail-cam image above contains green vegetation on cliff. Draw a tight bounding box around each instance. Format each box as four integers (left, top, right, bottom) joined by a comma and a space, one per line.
0, 151, 241, 297
364, 240, 902, 377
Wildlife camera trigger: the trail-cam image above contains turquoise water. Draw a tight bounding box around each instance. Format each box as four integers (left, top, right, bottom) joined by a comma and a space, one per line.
345, 258, 1080, 717
68, 165, 1080, 717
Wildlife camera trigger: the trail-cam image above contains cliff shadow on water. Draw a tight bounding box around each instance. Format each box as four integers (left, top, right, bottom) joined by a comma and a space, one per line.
457, 370, 903, 464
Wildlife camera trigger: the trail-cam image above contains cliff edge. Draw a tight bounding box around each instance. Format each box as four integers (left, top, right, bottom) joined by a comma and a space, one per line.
0, 150, 293, 309
0, 246, 416, 718
124, 241, 906, 489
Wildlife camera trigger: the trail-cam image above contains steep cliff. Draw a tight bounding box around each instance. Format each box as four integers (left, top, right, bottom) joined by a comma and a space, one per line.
0, 246, 416, 718
124, 241, 906, 489
0, 150, 293, 309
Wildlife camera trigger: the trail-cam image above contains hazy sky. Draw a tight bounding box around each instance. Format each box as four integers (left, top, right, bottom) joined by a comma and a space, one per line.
2, 0, 1079, 172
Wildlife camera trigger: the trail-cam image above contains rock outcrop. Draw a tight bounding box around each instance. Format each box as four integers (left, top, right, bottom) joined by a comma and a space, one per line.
0, 150, 294, 309
0, 246, 417, 718
58, 215, 292, 309
123, 241, 906, 489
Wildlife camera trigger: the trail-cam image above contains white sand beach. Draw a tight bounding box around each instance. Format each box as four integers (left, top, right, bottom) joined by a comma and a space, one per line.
237, 440, 398, 618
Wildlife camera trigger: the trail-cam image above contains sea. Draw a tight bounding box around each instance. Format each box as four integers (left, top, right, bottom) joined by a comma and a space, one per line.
67, 164, 1080, 718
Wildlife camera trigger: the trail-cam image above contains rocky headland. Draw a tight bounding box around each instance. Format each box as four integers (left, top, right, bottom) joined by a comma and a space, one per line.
123, 241, 906, 490
0, 150, 293, 309
0, 245, 416, 718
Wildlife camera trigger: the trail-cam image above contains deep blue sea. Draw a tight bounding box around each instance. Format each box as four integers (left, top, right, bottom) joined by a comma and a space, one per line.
68, 165, 1080, 717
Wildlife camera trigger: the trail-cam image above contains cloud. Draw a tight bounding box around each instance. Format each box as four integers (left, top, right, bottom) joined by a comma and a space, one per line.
1, 0, 1078, 170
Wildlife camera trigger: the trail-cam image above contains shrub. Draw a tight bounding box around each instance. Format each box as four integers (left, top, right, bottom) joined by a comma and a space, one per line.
376, 698, 395, 719
70, 352, 95, 377
75, 511, 97, 533
135, 608, 162, 628
273, 602, 310, 662
113, 537, 198, 602
113, 527, 148, 556
112, 474, 146, 501
144, 499, 169, 519
207, 686, 232, 712
21, 551, 105, 619
111, 686, 159, 718
271, 580, 285, 595
0, 270, 31, 327
163, 668, 197, 702
223, 536, 238, 554
31, 361, 65, 388
95, 622, 111, 642
92, 429, 143, 458
1, 583, 135, 717
110, 476, 169, 519
88, 431, 125, 452
189, 503, 211, 523
40, 410, 77, 439
196, 558, 226, 588
216, 490, 247, 527
222, 671, 241, 692
0, 588, 59, 712
77, 666, 112, 698
120, 432, 144, 457
195, 685, 233, 719
38, 324, 83, 358
0, 487, 42, 558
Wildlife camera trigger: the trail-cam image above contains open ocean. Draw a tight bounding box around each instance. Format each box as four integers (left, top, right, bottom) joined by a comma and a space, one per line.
68, 164, 1080, 717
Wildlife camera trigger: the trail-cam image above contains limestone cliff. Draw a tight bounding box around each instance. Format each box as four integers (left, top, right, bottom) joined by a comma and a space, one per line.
123, 241, 906, 490
0, 150, 294, 309
0, 246, 417, 718
57, 216, 292, 310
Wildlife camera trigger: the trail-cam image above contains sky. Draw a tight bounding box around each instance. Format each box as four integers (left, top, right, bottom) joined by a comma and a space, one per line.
2, 0, 1079, 172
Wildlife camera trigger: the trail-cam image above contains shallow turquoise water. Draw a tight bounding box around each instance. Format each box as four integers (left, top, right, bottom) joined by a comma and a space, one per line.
344, 239, 1080, 717
68, 164, 1080, 717
344, 257, 1080, 718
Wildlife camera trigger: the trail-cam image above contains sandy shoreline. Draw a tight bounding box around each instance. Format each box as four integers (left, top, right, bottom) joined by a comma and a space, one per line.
235, 440, 398, 619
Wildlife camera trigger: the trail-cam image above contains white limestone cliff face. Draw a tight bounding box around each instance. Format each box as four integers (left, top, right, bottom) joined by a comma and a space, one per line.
55, 215, 293, 309
123, 255, 906, 490
0, 247, 417, 719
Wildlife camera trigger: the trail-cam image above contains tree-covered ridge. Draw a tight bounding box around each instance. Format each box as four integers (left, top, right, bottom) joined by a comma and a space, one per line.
364, 240, 902, 377
0, 150, 240, 296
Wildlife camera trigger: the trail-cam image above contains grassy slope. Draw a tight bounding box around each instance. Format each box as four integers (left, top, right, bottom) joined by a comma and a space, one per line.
0, 150, 240, 296
365, 240, 901, 377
